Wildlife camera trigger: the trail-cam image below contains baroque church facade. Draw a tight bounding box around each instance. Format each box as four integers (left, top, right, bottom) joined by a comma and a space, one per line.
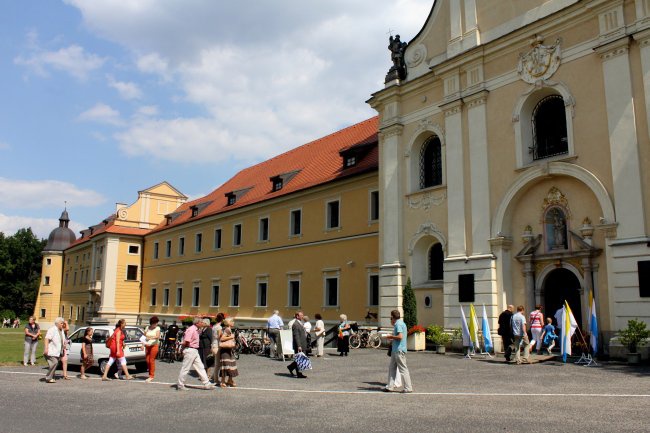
35, 1, 650, 354
368, 0, 650, 346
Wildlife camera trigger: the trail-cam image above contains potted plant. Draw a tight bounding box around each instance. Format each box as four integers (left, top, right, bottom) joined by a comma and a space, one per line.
619, 319, 650, 364
407, 325, 427, 351
427, 325, 451, 354
450, 327, 464, 351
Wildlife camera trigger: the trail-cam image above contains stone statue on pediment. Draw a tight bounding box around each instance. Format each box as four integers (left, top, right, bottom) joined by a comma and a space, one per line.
385, 34, 407, 83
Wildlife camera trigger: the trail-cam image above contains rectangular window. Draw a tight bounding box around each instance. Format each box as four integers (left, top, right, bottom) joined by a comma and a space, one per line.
288, 280, 300, 307
153, 242, 159, 259
76, 306, 80, 320
151, 288, 157, 306
231, 284, 240, 307
176, 287, 183, 306
46, 258, 51, 266
369, 274, 379, 306
458, 274, 475, 303
638, 261, 650, 297
211, 285, 220, 307
257, 282, 268, 307
126, 265, 138, 281
192, 286, 200, 307
327, 200, 340, 229
69, 305, 73, 319
61, 305, 65, 317
163, 288, 170, 307
81, 307, 85, 321
195, 233, 203, 252
65, 273, 69, 286
73, 272, 77, 286
128, 245, 139, 254
178, 237, 185, 256
325, 277, 339, 306
259, 217, 269, 241
214, 228, 222, 249
233, 224, 242, 246
370, 190, 379, 221
40, 308, 46, 319
290, 209, 302, 236
44, 276, 50, 285
166, 240, 172, 258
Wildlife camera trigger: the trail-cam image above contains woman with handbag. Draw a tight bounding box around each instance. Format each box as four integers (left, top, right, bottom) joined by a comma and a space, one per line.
23, 316, 40, 366
144, 316, 161, 383
102, 319, 134, 381
337, 314, 351, 356
218, 318, 238, 388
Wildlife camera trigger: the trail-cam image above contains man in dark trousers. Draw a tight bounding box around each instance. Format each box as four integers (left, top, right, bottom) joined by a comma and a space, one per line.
286, 311, 308, 378
498, 304, 515, 362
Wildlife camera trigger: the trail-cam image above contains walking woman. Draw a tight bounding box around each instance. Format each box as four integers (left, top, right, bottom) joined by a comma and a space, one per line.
209, 312, 225, 383
529, 305, 544, 354
102, 319, 134, 381
23, 316, 40, 366
218, 318, 239, 388
80, 327, 94, 379
60, 320, 71, 379
337, 314, 351, 356
144, 316, 161, 383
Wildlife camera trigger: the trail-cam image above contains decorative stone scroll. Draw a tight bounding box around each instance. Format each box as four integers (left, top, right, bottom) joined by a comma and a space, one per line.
518, 36, 562, 84
408, 190, 447, 210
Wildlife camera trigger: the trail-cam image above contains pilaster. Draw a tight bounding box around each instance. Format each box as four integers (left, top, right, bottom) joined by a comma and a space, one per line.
97, 237, 119, 315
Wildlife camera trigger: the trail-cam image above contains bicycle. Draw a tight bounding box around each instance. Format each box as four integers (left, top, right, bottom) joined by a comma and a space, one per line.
249, 336, 271, 355
349, 327, 381, 349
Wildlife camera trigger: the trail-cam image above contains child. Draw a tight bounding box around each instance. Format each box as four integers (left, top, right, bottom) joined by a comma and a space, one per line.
80, 328, 94, 379
541, 318, 557, 355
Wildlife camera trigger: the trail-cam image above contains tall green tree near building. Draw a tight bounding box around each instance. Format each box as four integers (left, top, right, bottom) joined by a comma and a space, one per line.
0, 229, 45, 317
403, 278, 417, 329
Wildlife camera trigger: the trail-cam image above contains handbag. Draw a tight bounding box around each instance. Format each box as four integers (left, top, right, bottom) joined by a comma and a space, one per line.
219, 337, 235, 349
294, 352, 312, 371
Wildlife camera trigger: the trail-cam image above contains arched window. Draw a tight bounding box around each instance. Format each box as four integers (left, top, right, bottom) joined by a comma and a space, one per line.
531, 95, 568, 160
428, 243, 444, 281
419, 136, 442, 189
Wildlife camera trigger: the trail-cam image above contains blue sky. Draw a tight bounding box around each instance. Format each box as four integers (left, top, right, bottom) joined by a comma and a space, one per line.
0, 0, 432, 239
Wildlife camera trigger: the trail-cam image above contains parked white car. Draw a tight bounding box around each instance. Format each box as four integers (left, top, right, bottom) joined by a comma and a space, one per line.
66, 326, 147, 373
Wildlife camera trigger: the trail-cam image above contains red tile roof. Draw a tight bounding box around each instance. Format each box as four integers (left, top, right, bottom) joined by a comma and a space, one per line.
67, 216, 150, 249
151, 116, 379, 234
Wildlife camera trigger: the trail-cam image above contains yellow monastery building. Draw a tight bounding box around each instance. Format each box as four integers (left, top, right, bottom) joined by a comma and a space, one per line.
35, 118, 380, 328
36, 1, 650, 355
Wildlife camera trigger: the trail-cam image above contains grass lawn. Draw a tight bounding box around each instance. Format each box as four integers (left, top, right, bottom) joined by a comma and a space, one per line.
0, 329, 46, 366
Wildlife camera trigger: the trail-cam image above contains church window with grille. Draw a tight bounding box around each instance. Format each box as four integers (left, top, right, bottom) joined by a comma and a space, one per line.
531, 95, 568, 160
419, 136, 442, 189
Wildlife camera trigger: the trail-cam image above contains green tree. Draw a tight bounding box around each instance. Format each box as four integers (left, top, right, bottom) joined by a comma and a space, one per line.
402, 278, 417, 329
0, 228, 46, 317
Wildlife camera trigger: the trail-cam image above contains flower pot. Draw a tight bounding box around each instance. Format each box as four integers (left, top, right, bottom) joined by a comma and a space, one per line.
407, 332, 426, 351
627, 353, 641, 364
435, 345, 446, 354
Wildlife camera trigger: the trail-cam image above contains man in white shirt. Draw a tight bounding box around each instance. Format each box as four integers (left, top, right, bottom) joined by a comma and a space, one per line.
43, 317, 65, 383
267, 310, 284, 358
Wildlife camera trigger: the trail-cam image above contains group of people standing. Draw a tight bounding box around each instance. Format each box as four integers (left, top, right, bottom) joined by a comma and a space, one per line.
498, 304, 558, 364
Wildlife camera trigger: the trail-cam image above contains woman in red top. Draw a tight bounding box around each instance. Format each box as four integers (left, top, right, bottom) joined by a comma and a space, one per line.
101, 319, 134, 381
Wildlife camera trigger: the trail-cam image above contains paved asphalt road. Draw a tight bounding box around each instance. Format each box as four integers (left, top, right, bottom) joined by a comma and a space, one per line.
1, 348, 648, 433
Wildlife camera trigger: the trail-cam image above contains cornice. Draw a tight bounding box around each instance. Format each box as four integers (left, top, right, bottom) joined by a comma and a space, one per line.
593, 36, 630, 60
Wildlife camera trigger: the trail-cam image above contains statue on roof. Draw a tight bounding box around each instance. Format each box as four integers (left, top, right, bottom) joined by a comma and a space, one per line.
385, 34, 407, 83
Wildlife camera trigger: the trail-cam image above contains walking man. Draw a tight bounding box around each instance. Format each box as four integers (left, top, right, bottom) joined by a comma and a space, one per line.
177, 317, 215, 390
498, 305, 514, 362
385, 310, 413, 393
267, 310, 283, 358
43, 317, 65, 383
286, 311, 308, 378
511, 305, 530, 364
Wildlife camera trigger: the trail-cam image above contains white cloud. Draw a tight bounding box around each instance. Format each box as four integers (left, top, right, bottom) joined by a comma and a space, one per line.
0, 178, 105, 210
0, 214, 86, 240
78, 103, 123, 126
134, 105, 158, 118
107, 75, 142, 99
65, 0, 432, 163
15, 43, 106, 80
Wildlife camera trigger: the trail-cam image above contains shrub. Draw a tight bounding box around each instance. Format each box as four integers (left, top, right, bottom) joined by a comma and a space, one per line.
402, 278, 417, 329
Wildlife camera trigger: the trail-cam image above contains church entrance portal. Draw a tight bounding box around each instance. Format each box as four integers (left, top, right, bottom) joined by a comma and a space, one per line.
543, 268, 582, 327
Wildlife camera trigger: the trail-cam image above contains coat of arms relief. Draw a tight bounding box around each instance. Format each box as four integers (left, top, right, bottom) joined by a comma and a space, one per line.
518, 35, 562, 84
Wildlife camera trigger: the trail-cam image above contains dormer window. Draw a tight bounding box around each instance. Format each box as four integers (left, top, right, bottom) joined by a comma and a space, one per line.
191, 206, 199, 217
339, 139, 376, 170
270, 170, 300, 193
226, 194, 236, 206
345, 156, 357, 167
165, 215, 172, 225
272, 178, 283, 192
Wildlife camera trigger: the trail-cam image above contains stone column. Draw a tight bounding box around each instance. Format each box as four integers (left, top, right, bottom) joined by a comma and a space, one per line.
97, 237, 119, 316
595, 38, 646, 239
378, 123, 406, 328
466, 91, 491, 256
440, 100, 466, 258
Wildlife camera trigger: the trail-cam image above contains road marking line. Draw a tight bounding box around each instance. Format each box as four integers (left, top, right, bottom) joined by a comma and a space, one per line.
1, 370, 648, 397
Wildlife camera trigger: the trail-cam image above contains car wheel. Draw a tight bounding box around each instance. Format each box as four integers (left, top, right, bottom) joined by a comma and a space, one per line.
99, 359, 108, 374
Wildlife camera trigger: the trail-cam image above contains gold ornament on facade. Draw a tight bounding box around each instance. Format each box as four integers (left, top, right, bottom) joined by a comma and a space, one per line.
518, 35, 562, 84
541, 187, 570, 218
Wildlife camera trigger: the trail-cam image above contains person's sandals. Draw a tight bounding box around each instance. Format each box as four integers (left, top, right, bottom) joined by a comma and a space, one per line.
145, 377, 154, 383
79, 375, 88, 380
63, 376, 71, 380
227, 381, 237, 387
219, 383, 227, 388
46, 379, 56, 383
101, 377, 111, 381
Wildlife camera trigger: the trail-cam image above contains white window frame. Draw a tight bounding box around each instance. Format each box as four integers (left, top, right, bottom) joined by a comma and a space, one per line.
230, 281, 240, 307
178, 236, 185, 256
176, 286, 183, 307
323, 275, 340, 307
211, 282, 220, 307
192, 285, 200, 307
153, 241, 159, 259
150, 287, 157, 306
195, 232, 203, 253
233, 223, 243, 246
213, 227, 222, 250
325, 198, 341, 230
127, 244, 140, 255
165, 239, 172, 258
163, 287, 170, 307
289, 208, 302, 237
287, 278, 301, 308
256, 281, 268, 307
126, 264, 139, 281
258, 216, 270, 242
